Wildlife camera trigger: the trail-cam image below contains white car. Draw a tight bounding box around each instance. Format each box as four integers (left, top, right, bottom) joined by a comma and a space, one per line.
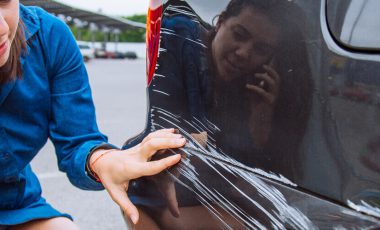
77, 41, 94, 62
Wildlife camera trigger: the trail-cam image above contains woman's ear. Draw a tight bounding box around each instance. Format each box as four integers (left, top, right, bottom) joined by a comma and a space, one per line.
215, 13, 225, 32
215, 22, 220, 32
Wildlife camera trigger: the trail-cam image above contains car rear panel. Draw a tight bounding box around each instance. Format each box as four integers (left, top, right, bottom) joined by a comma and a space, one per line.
125, 0, 380, 228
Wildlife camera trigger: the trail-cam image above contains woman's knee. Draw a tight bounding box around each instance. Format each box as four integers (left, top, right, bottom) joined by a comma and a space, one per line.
10, 217, 80, 230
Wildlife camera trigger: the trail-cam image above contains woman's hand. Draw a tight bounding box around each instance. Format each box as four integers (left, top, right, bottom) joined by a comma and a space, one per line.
89, 128, 186, 224
246, 65, 280, 146
246, 64, 280, 105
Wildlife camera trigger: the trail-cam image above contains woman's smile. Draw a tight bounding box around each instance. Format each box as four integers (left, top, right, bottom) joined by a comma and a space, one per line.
224, 57, 241, 74
0, 40, 9, 57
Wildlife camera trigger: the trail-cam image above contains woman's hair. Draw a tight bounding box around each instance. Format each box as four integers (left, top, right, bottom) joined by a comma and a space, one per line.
211, 0, 307, 45
0, 20, 26, 85
208, 0, 313, 179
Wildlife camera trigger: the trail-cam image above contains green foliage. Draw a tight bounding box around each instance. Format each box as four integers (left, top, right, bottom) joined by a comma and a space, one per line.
124, 14, 147, 23
121, 28, 146, 42
69, 14, 147, 42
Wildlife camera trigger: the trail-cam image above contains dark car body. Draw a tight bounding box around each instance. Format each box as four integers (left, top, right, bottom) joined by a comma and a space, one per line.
124, 0, 380, 228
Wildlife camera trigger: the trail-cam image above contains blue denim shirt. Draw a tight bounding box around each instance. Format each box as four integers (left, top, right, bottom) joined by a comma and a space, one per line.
0, 5, 111, 225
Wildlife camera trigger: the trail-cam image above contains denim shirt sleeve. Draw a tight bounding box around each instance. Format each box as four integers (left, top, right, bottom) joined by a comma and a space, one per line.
39, 12, 116, 190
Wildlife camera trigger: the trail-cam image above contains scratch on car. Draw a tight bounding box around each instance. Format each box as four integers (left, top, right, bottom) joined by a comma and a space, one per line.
347, 200, 380, 219
152, 89, 170, 96
151, 106, 316, 228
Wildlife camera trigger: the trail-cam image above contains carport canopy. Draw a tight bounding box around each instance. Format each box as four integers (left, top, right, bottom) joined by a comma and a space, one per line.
20, 0, 146, 31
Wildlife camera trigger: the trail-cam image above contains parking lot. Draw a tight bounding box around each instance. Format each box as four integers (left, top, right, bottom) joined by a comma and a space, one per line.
31, 58, 147, 230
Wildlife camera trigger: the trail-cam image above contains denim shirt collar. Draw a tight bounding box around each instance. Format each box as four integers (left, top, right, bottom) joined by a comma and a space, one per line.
0, 5, 40, 106
20, 4, 40, 41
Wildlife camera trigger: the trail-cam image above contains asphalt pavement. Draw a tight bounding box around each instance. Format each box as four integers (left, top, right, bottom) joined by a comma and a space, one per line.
31, 58, 147, 230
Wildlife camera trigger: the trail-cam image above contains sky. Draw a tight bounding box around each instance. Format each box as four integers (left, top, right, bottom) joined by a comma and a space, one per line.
57, 0, 149, 16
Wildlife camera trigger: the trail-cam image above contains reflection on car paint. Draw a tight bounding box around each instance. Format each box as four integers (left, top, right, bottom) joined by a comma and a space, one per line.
125, 0, 380, 228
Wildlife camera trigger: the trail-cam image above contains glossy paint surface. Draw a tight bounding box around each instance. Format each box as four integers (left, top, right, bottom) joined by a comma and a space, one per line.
125, 0, 380, 228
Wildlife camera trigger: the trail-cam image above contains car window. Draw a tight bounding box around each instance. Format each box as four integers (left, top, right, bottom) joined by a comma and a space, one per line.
327, 0, 380, 50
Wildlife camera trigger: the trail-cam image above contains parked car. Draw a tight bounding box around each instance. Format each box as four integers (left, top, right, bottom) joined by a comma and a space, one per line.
94, 49, 127, 59
94, 48, 107, 59
107, 51, 126, 59
123, 0, 380, 228
341, 86, 372, 102
124, 51, 138, 60
77, 41, 94, 62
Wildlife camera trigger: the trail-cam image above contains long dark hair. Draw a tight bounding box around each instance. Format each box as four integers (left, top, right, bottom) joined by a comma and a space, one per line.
208, 0, 313, 179
0, 20, 26, 84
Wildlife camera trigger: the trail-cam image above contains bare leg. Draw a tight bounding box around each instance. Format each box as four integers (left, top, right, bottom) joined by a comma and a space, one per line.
127, 205, 244, 229
10, 217, 80, 230
122, 207, 160, 230
150, 205, 243, 230
157, 206, 222, 230
134, 207, 160, 230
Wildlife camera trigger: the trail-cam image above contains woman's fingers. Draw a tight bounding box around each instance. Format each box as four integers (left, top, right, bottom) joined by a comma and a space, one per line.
142, 154, 181, 177
254, 65, 280, 92
103, 183, 139, 224
141, 129, 179, 145
263, 65, 280, 84
247, 65, 280, 104
254, 73, 275, 91
246, 84, 274, 104
142, 137, 186, 158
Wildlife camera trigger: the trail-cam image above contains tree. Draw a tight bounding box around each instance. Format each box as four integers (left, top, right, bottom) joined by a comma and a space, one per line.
122, 14, 147, 42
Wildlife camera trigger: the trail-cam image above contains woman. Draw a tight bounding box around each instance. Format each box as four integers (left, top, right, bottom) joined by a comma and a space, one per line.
0, 1, 185, 229
134, 0, 313, 228
206, 0, 312, 178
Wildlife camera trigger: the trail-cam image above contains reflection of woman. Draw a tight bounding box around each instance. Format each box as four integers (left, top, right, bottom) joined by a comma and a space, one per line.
206, 0, 312, 179
158, 0, 312, 178
135, 0, 312, 228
